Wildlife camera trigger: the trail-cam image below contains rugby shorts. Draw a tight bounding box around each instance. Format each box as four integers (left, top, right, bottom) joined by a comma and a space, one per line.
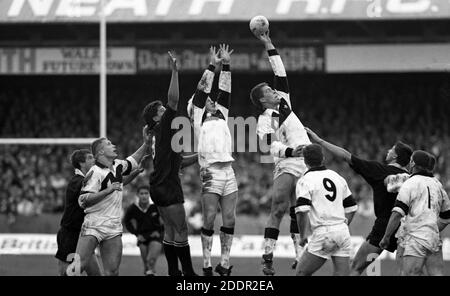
80, 215, 122, 243
273, 158, 307, 180
367, 217, 398, 252
399, 235, 441, 258
150, 178, 184, 207
200, 162, 237, 197
55, 227, 80, 262
306, 223, 351, 259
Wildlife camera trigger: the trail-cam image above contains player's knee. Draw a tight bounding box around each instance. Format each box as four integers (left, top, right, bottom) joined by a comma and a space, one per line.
203, 212, 216, 228
296, 269, 311, 276
174, 220, 188, 235
104, 268, 119, 276
404, 265, 422, 276
222, 211, 235, 227
272, 202, 288, 220
350, 261, 365, 274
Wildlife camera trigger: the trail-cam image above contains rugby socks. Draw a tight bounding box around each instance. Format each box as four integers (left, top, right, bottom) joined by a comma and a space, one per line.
163, 241, 181, 276
174, 241, 197, 276
290, 206, 303, 262
201, 228, 214, 268
263, 227, 280, 255
220, 226, 234, 269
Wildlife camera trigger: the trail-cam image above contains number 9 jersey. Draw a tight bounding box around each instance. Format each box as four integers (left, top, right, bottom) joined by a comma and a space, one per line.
295, 166, 358, 231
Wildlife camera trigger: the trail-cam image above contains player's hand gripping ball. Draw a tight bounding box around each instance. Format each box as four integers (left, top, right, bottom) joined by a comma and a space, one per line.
249, 15, 269, 37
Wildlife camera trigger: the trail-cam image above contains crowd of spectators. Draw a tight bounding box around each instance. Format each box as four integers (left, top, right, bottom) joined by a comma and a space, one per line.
1, 74, 449, 227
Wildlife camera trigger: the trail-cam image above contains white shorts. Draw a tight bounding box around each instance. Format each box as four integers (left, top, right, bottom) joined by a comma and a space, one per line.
80, 215, 122, 243
200, 162, 238, 197
399, 235, 441, 258
306, 223, 351, 259
274, 158, 307, 180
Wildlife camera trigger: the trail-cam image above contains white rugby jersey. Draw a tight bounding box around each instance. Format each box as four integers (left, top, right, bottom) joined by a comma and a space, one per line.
295, 166, 357, 231
393, 172, 450, 244
79, 156, 138, 221
256, 49, 311, 166
189, 64, 234, 168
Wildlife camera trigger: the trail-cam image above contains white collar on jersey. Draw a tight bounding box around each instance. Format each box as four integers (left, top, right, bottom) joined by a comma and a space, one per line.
74, 169, 85, 177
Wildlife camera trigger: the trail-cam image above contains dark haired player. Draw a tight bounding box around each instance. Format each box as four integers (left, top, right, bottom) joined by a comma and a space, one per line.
249, 30, 311, 275
142, 52, 197, 276
124, 185, 163, 276
295, 144, 357, 276
380, 151, 450, 276
305, 127, 413, 276
55, 149, 102, 276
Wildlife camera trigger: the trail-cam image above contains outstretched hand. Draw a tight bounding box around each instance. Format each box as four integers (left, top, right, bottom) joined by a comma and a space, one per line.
168, 51, 178, 71
219, 43, 234, 64
305, 127, 321, 143
209, 46, 221, 67
257, 30, 271, 44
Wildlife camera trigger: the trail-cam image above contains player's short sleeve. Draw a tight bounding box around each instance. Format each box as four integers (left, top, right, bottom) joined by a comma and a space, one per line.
341, 178, 357, 213
350, 155, 386, 181
392, 182, 412, 217
439, 188, 450, 224
116, 157, 139, 176
295, 177, 312, 213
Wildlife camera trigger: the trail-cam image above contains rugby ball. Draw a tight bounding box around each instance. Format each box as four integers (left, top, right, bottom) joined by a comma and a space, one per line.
249, 15, 269, 37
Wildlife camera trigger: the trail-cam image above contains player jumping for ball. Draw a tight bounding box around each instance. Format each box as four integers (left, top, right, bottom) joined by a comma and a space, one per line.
142, 52, 197, 276
187, 44, 237, 276
249, 30, 311, 275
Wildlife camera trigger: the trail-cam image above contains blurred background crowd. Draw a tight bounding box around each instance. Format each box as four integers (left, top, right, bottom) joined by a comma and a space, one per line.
1, 73, 449, 229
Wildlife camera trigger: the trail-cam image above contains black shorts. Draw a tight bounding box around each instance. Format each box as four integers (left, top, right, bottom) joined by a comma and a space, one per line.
150, 179, 184, 207
366, 218, 398, 252
137, 232, 163, 246
55, 227, 80, 262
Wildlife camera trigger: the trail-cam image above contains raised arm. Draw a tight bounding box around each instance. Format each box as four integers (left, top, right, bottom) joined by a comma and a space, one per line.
215, 44, 233, 113
257, 31, 289, 103
166, 51, 179, 111
123, 154, 151, 186
129, 126, 151, 165
192, 46, 221, 109
305, 127, 352, 163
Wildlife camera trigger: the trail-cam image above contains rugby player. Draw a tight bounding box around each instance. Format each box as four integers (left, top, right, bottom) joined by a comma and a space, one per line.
55, 149, 102, 276
305, 127, 413, 275
249, 30, 310, 275
187, 44, 237, 276
142, 52, 197, 276
123, 185, 163, 276
295, 144, 357, 276
380, 150, 450, 276
74, 129, 150, 276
